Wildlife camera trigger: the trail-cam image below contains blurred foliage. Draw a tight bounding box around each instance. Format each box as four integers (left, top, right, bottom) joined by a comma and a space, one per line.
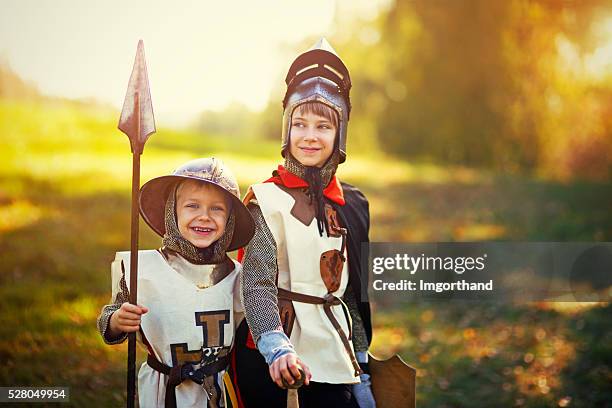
194, 102, 259, 139
372, 302, 612, 408
345, 0, 612, 181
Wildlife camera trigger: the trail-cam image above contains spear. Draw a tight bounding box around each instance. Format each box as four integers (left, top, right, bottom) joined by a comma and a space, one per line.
118, 39, 156, 408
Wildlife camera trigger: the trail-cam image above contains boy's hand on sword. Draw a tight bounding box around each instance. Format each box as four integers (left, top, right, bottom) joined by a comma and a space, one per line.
269, 352, 312, 389
110, 302, 149, 336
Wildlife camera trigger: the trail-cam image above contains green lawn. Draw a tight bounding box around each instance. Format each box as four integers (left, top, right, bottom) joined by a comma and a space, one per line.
0, 99, 610, 407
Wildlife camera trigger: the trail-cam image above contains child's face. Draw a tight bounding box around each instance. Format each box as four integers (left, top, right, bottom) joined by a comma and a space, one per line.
175, 180, 229, 249
289, 110, 336, 168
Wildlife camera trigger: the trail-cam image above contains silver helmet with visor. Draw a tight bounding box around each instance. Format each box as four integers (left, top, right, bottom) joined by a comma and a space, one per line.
281, 38, 352, 163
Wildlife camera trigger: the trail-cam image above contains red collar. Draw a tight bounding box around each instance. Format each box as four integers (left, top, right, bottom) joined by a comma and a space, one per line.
265, 165, 345, 205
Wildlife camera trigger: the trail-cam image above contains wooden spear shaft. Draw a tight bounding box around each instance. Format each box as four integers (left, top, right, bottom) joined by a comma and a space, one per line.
126, 91, 141, 408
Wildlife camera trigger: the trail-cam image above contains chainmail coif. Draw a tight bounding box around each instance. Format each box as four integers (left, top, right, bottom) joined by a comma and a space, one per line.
162, 183, 235, 265
283, 150, 339, 190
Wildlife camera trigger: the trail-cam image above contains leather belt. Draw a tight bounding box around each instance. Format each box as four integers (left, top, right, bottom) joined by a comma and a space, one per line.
146, 353, 230, 408
277, 287, 363, 377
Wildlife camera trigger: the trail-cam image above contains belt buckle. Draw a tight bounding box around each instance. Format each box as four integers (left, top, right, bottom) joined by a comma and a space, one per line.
182, 363, 206, 385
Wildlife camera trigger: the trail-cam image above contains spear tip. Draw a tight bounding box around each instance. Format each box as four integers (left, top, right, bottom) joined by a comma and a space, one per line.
118, 40, 156, 154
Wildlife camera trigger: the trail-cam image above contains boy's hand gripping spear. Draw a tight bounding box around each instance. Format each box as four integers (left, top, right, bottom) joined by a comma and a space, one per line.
118, 40, 156, 408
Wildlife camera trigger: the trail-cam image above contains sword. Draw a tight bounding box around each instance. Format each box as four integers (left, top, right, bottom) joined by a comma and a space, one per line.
117, 39, 156, 408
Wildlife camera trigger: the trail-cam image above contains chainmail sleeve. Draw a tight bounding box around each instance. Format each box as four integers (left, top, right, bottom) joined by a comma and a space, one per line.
240, 202, 284, 343
343, 284, 368, 353
96, 259, 130, 345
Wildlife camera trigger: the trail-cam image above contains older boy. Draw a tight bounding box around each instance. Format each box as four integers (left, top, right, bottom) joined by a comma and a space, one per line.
234, 39, 375, 408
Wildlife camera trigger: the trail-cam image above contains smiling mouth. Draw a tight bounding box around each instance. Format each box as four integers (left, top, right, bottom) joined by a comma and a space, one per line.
191, 226, 215, 236
299, 147, 321, 153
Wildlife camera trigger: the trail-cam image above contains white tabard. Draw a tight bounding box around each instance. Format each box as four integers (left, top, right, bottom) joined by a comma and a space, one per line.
112, 250, 239, 408
251, 183, 359, 384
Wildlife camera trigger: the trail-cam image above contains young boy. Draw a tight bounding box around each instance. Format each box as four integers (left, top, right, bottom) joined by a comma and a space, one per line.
233, 39, 376, 407
97, 157, 254, 408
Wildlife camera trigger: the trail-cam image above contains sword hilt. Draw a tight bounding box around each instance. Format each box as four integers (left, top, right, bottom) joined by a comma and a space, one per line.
282, 368, 305, 389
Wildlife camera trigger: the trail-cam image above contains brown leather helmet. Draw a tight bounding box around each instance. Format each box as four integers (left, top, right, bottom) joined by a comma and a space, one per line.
139, 157, 255, 251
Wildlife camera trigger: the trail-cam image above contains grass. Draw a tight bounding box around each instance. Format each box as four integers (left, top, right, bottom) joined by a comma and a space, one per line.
0, 98, 610, 407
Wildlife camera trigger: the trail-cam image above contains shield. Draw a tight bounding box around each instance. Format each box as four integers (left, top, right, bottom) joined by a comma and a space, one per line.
320, 249, 343, 292
369, 353, 416, 408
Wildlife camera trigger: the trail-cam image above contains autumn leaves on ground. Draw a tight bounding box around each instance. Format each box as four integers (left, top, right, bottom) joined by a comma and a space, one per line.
0, 99, 610, 407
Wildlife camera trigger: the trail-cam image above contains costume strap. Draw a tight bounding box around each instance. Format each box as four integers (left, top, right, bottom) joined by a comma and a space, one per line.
277, 288, 362, 377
